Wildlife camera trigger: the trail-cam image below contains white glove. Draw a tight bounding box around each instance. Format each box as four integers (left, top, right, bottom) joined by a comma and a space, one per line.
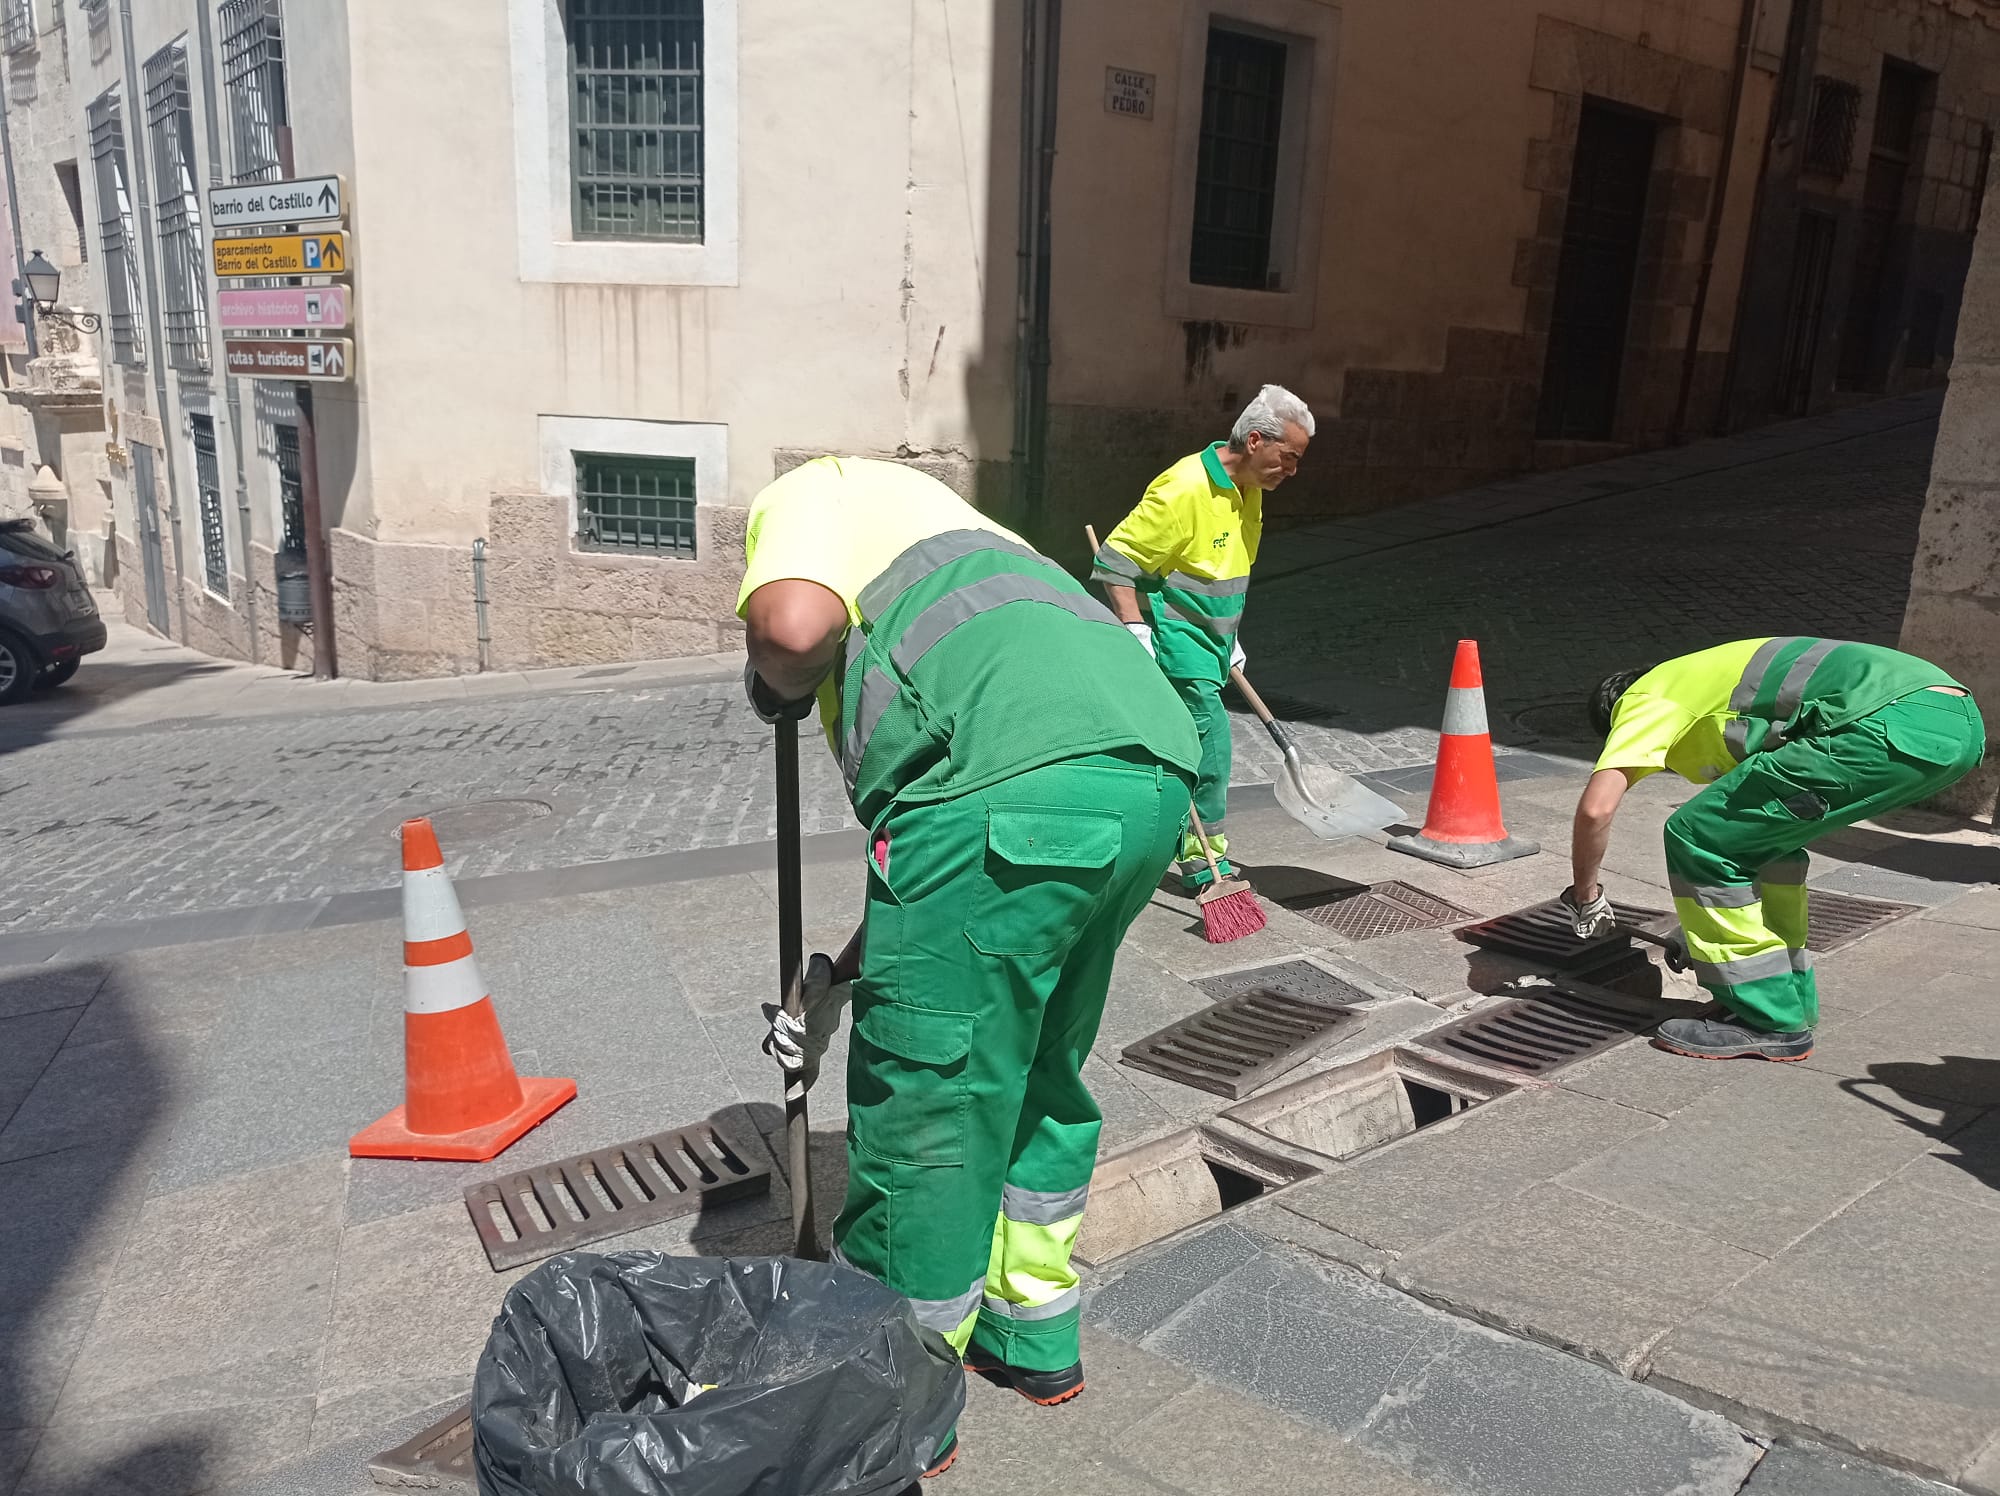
1559, 886, 1616, 940
1126, 622, 1156, 658
1229, 640, 1247, 671
762, 953, 851, 1090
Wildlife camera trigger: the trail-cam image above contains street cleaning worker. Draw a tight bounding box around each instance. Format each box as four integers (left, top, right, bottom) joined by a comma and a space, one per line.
1091, 384, 1313, 891
738, 456, 1199, 1468
1563, 637, 1982, 1061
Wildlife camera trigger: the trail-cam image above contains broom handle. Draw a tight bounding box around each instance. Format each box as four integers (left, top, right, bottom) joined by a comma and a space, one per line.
1185, 806, 1225, 882
774, 717, 819, 1260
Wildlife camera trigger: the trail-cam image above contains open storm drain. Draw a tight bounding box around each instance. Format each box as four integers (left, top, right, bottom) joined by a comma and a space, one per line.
1807, 889, 1918, 952
1282, 879, 1474, 940
1121, 989, 1365, 1099
369, 1401, 474, 1489
1416, 985, 1661, 1077
1457, 897, 1673, 966
464, 1121, 772, 1272
1196, 959, 1373, 1005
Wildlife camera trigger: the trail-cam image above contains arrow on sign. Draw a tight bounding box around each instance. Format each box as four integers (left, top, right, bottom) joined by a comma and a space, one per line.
322, 238, 345, 272
321, 343, 346, 377
318, 183, 337, 214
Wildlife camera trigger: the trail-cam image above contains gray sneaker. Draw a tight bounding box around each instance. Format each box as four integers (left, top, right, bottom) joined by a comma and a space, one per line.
1653, 1016, 1814, 1062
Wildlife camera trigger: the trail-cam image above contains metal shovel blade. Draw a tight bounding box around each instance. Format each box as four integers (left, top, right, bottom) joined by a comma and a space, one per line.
1273, 751, 1406, 841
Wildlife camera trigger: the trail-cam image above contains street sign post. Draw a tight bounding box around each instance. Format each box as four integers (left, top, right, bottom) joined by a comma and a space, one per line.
212, 231, 349, 279
223, 337, 352, 382
207, 174, 344, 230
218, 286, 350, 331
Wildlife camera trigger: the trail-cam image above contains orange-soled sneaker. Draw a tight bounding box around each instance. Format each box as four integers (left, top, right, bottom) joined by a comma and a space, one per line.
962, 1353, 1085, 1407
922, 1432, 959, 1479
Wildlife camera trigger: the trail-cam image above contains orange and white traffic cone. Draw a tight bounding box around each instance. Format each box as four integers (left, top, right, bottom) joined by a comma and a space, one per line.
1389, 639, 1540, 870
349, 818, 577, 1161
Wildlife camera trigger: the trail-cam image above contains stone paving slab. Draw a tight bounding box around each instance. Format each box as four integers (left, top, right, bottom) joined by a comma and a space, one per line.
1743, 1440, 1968, 1496
1646, 1178, 2000, 1489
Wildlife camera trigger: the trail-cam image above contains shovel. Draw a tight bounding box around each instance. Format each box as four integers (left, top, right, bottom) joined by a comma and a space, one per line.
1082, 524, 1401, 843
772, 716, 822, 1260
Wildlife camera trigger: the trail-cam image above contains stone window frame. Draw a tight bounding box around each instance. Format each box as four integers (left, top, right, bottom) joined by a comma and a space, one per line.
507, 0, 739, 287
1161, 0, 1340, 331
536, 415, 728, 566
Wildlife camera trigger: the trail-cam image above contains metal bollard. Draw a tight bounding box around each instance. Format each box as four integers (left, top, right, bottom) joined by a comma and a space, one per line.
472, 538, 491, 674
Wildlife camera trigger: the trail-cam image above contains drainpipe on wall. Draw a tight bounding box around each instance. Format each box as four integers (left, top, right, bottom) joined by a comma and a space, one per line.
119, 0, 189, 639
1011, 0, 1061, 537
1670, 0, 1762, 443
0, 62, 40, 361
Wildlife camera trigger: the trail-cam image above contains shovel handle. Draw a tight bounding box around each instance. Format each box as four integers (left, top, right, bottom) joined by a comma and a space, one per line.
773, 718, 820, 1260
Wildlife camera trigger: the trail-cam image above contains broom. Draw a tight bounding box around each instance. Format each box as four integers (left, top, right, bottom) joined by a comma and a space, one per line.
1187, 807, 1265, 943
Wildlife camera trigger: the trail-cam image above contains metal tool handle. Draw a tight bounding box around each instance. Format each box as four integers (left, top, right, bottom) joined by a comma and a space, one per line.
773, 718, 820, 1259
1229, 665, 1300, 754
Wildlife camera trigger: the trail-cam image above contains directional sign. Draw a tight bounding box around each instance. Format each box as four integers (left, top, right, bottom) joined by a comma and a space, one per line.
212, 232, 349, 279
224, 338, 353, 383
218, 286, 350, 331
207, 174, 344, 230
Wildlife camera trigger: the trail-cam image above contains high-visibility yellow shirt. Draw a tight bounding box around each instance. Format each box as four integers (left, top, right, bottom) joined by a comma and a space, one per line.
1597, 640, 1768, 785
1100, 444, 1261, 585
737, 456, 1027, 749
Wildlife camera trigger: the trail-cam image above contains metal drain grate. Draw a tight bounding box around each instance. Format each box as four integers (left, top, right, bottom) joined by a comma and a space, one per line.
1228, 685, 1341, 721
369, 1401, 474, 1490
1197, 959, 1377, 1005
1417, 987, 1657, 1077
1456, 897, 1672, 966
464, 1120, 772, 1272
1283, 880, 1474, 940
1807, 889, 1917, 952
1122, 989, 1365, 1099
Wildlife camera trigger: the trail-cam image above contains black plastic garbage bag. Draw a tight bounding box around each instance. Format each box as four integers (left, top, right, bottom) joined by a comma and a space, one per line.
473, 1251, 965, 1496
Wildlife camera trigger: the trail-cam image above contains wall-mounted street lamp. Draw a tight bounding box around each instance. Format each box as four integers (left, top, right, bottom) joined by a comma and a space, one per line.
15, 250, 100, 334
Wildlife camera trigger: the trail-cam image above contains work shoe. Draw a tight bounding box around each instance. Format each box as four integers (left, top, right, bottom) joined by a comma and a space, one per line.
1652, 1016, 1814, 1062
923, 1432, 959, 1479
962, 1352, 1086, 1406
1180, 856, 1237, 894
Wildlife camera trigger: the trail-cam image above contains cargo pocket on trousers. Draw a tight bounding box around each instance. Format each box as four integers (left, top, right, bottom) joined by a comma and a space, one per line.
968, 806, 1121, 958
850, 1002, 975, 1167
1884, 698, 1974, 770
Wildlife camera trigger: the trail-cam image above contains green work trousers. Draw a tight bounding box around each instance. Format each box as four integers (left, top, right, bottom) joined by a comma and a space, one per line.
832, 751, 1192, 1372
1664, 689, 1984, 1032
1154, 623, 1231, 858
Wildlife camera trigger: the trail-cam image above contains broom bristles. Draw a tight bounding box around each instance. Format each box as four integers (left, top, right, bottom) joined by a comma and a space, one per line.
1198, 884, 1266, 943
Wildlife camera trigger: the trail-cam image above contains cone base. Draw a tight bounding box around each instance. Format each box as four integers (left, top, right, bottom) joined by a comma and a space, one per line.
348, 1075, 577, 1161
1387, 832, 1541, 870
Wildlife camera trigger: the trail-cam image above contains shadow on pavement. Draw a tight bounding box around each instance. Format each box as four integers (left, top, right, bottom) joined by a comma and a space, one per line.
1812, 824, 2000, 885
0, 655, 240, 757
1842, 1058, 2000, 1194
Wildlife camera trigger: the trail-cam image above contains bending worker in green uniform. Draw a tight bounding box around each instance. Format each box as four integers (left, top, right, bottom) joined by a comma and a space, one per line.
1092, 384, 1313, 890
1564, 637, 1983, 1062
739, 457, 1199, 1464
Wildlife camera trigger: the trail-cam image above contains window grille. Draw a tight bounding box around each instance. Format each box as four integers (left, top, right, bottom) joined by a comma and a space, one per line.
86, 92, 145, 365
1190, 27, 1288, 289
275, 423, 305, 554
219, 0, 286, 184
2, 0, 35, 55
191, 413, 230, 597
574, 452, 697, 555
566, 0, 704, 242
143, 40, 210, 372
1803, 76, 1862, 178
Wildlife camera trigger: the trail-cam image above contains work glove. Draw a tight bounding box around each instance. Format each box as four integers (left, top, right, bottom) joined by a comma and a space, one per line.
1559, 885, 1617, 941
744, 662, 815, 725
1229, 640, 1247, 672
762, 953, 851, 1091
1125, 622, 1156, 659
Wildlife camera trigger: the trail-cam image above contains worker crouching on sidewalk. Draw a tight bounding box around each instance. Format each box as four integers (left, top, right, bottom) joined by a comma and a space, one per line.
1091, 385, 1313, 892
1564, 637, 1983, 1062
738, 457, 1199, 1450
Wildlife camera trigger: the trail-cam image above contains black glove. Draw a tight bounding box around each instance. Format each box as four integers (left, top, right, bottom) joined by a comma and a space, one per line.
744, 663, 815, 724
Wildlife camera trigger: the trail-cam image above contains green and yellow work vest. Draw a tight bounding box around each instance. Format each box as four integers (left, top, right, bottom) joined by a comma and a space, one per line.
835, 530, 1201, 828
1599, 636, 1964, 785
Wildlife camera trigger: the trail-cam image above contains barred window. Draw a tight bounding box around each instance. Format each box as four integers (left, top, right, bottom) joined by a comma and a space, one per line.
86, 91, 145, 365
275, 422, 305, 554
1190, 27, 1289, 289
190, 413, 230, 597
219, 0, 286, 185
2, 0, 35, 55
1804, 76, 1862, 178
143, 39, 209, 372
574, 452, 696, 555
566, 0, 704, 242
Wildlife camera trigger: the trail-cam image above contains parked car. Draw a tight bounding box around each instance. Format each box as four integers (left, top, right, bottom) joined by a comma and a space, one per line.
0, 518, 106, 704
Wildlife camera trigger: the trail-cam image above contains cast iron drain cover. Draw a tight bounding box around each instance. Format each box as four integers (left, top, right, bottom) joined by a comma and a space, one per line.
1283, 880, 1474, 940
1226, 685, 1341, 722
1196, 958, 1377, 1006
1456, 897, 1673, 966
1807, 888, 1917, 952
369, 1401, 473, 1490
421, 797, 554, 845
1419, 987, 1655, 1076
1122, 988, 1365, 1099
464, 1120, 772, 1272
1510, 698, 1596, 742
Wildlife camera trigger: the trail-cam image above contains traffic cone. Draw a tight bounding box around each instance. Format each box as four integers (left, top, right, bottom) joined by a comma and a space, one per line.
1389, 639, 1540, 870
349, 819, 577, 1161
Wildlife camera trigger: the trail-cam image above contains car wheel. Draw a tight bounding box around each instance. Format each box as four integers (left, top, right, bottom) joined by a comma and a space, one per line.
36, 657, 79, 688
0, 631, 35, 706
